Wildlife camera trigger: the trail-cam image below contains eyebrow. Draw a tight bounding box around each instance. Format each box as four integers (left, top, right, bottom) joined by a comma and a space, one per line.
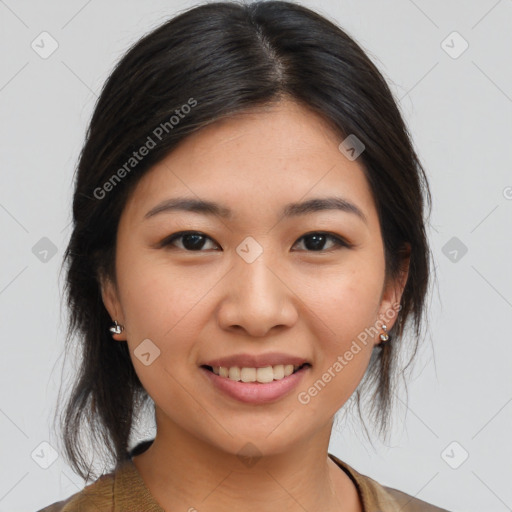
144, 196, 367, 225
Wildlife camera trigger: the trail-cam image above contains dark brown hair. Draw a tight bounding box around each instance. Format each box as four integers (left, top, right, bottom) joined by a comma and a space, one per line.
54, 0, 434, 481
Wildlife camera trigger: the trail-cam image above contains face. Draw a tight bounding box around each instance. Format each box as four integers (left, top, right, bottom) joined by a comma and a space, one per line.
101, 98, 408, 458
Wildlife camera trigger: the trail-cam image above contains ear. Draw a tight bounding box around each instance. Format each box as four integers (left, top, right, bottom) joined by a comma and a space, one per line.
99, 272, 126, 341
377, 243, 411, 335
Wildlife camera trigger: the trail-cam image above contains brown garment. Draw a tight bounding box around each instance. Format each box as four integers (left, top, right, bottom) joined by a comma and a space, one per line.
37, 452, 450, 511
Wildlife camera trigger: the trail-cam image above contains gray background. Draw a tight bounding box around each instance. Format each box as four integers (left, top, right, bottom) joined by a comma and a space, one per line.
1, 1, 511, 511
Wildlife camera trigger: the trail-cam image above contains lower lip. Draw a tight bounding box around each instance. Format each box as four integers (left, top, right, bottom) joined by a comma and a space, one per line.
200, 366, 310, 404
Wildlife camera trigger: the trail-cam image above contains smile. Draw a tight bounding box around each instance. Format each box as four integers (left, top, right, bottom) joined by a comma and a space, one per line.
202, 363, 311, 383
200, 363, 311, 404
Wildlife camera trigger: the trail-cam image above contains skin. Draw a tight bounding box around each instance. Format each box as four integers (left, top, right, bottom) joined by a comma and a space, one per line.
100, 98, 409, 512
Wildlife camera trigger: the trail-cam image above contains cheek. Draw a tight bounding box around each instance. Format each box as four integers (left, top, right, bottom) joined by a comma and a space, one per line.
114, 255, 210, 402
306, 262, 383, 335
116, 249, 220, 352
299, 258, 383, 392
294, 276, 378, 418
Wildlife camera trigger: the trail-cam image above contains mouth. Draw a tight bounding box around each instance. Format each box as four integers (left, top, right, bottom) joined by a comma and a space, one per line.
200, 363, 311, 383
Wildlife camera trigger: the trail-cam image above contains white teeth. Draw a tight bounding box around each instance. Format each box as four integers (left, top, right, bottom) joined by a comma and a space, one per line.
241, 367, 256, 382
228, 367, 240, 381
256, 367, 273, 383
273, 365, 285, 380
209, 363, 305, 382
284, 364, 294, 377
228, 366, 241, 380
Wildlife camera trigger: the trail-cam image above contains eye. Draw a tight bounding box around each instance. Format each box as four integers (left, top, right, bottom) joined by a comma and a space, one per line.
292, 232, 351, 252
159, 231, 220, 251
159, 231, 351, 252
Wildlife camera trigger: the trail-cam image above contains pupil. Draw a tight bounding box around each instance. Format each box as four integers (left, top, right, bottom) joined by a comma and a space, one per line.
305, 234, 325, 251
183, 234, 205, 250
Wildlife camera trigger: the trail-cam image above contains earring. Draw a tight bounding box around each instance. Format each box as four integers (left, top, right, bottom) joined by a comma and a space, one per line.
109, 320, 124, 335
377, 324, 391, 348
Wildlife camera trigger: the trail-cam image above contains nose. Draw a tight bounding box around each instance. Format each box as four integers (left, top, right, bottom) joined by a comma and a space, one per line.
217, 252, 298, 338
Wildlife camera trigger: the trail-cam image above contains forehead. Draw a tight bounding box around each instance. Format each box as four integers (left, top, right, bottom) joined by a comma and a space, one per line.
120, 99, 378, 229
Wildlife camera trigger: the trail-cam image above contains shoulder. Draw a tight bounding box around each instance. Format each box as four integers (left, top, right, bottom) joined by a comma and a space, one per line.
380, 484, 452, 511
36, 471, 116, 512
328, 453, 451, 512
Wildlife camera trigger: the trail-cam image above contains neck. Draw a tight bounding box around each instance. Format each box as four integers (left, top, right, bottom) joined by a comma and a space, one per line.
131, 413, 362, 512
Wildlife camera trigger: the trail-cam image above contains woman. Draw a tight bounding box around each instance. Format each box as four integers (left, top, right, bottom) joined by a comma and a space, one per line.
38, 1, 450, 510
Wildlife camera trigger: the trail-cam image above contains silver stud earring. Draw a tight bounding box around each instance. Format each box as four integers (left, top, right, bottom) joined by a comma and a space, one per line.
109, 320, 124, 335
377, 324, 391, 347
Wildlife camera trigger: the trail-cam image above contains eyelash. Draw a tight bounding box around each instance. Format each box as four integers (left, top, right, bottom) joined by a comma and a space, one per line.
159, 231, 352, 252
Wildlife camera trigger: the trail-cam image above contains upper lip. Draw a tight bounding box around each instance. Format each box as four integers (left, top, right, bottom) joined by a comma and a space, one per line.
200, 352, 310, 369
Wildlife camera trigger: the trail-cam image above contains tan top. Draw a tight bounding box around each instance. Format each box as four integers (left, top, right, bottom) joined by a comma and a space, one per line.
37, 452, 450, 511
